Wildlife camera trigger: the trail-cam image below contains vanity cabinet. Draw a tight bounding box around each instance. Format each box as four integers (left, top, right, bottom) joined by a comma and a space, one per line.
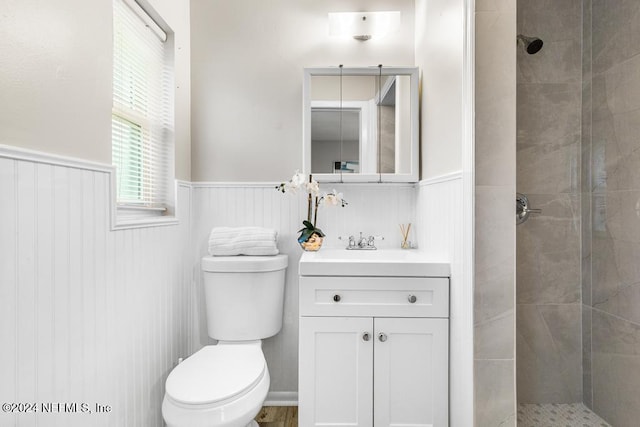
298, 275, 449, 427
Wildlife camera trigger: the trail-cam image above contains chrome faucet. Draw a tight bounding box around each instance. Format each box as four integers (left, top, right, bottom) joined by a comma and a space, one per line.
357, 232, 368, 248
340, 232, 384, 250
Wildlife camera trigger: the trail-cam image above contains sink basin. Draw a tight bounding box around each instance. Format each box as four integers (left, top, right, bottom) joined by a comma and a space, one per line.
299, 248, 450, 277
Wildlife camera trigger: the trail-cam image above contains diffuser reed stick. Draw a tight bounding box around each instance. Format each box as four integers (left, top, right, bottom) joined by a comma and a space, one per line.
400, 223, 412, 249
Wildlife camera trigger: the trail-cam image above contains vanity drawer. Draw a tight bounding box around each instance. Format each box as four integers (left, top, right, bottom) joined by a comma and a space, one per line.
299, 276, 449, 318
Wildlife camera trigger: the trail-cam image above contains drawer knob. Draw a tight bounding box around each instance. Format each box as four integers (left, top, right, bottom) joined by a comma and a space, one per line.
408, 294, 417, 303
378, 333, 387, 342
333, 294, 341, 302
362, 332, 370, 341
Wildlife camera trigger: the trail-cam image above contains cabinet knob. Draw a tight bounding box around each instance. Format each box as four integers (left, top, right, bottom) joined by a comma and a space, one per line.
362, 332, 370, 341
333, 294, 341, 302
408, 294, 417, 303
378, 333, 387, 342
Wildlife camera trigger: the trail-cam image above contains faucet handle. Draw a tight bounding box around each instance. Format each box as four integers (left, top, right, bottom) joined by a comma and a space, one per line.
368, 235, 385, 244
338, 235, 357, 249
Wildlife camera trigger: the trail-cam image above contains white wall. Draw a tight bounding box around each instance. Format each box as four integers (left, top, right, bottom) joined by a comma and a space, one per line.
0, 0, 476, 420
415, 0, 465, 179
0, 0, 191, 180
190, 0, 416, 182
0, 150, 192, 427
414, 0, 473, 425
0, 1, 193, 425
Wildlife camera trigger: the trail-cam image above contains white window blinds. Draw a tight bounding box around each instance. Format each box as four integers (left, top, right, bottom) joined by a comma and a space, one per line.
112, 0, 174, 209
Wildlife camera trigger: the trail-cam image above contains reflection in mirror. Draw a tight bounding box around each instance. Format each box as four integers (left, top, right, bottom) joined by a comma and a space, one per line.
311, 108, 360, 173
304, 67, 418, 182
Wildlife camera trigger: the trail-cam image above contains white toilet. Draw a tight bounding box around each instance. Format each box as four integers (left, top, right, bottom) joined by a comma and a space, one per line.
162, 254, 288, 427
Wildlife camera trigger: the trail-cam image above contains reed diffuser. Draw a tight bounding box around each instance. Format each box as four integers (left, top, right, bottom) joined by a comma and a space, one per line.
400, 223, 412, 249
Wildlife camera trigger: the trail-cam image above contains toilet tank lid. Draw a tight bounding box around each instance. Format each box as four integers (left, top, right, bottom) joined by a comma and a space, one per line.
201, 254, 288, 273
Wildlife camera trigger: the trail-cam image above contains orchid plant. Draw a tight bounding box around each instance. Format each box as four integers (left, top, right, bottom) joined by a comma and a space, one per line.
276, 171, 347, 245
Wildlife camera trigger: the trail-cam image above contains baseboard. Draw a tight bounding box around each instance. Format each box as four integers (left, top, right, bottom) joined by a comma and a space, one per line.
264, 391, 298, 406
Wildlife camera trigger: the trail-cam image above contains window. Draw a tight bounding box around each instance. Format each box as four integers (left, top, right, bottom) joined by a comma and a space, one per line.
112, 0, 174, 224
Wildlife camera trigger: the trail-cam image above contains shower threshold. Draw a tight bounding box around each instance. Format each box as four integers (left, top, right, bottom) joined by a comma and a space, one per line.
517, 403, 610, 427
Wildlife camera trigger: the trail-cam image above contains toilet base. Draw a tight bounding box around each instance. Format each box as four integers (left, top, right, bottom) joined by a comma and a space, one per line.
247, 421, 259, 427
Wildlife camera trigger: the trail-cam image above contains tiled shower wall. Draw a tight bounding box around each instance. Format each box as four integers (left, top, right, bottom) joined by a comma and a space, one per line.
516, 1, 640, 424
585, 0, 640, 424
0, 152, 192, 427
516, 0, 584, 403
475, 0, 517, 425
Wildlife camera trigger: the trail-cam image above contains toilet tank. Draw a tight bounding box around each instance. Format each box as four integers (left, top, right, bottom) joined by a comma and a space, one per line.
201, 255, 288, 341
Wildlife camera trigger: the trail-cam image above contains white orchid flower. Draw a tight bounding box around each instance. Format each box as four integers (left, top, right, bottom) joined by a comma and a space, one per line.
283, 182, 296, 193
305, 179, 320, 195
277, 172, 347, 239
323, 191, 337, 206
323, 190, 346, 207
290, 170, 305, 189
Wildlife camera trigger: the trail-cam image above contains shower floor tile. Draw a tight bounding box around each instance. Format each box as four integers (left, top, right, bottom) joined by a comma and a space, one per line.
517, 403, 611, 427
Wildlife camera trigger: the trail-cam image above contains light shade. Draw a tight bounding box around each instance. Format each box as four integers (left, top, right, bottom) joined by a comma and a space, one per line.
328, 11, 401, 41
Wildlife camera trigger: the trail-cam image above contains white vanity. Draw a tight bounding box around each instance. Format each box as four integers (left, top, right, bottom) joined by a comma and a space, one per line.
298, 249, 450, 426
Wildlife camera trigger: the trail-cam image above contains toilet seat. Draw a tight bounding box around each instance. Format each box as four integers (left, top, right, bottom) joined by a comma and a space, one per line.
165, 344, 266, 406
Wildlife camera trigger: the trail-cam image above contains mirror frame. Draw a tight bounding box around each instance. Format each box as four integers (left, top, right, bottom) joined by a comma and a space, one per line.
303, 66, 419, 183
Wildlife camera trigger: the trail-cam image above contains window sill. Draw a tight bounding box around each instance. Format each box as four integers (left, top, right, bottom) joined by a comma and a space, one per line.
112, 205, 178, 230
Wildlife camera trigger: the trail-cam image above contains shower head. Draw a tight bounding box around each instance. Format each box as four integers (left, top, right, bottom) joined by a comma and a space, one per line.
517, 34, 543, 54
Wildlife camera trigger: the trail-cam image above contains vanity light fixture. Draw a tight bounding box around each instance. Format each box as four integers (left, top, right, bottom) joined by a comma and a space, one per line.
328, 11, 401, 41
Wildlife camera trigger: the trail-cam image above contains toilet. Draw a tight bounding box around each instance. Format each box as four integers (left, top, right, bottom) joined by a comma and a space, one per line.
162, 254, 288, 427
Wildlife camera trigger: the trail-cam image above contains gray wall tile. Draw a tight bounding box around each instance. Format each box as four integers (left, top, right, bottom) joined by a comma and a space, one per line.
517, 194, 581, 305
475, 310, 515, 360
592, 309, 640, 426
475, 360, 516, 426
517, 303, 583, 403
475, 3, 517, 425
592, 0, 640, 75
582, 304, 593, 407
475, 10, 517, 187
517, 0, 583, 406
587, 3, 640, 421
475, 186, 516, 322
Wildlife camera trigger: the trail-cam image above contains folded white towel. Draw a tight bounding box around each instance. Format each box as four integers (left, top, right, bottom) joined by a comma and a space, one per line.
208, 226, 279, 256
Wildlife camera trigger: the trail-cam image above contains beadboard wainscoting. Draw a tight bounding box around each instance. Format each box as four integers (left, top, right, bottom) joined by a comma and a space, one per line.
1, 150, 467, 423
417, 172, 473, 427
0, 150, 192, 427
190, 182, 417, 403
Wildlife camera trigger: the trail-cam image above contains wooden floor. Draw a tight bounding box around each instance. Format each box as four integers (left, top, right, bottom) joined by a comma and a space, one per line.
255, 406, 298, 427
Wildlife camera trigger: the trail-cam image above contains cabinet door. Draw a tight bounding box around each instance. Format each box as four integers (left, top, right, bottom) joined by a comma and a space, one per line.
373, 317, 449, 427
299, 316, 373, 427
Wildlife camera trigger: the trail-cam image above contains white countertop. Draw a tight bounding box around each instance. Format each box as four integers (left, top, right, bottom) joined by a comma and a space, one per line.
299, 248, 450, 277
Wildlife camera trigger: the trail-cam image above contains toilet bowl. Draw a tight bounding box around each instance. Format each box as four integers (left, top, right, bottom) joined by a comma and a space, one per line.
162, 254, 288, 427
162, 342, 269, 427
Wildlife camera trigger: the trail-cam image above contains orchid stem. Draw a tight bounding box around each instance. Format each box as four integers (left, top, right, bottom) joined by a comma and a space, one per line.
307, 174, 313, 223
313, 196, 319, 227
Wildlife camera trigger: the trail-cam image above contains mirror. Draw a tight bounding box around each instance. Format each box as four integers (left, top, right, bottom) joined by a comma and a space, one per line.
303, 67, 418, 182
